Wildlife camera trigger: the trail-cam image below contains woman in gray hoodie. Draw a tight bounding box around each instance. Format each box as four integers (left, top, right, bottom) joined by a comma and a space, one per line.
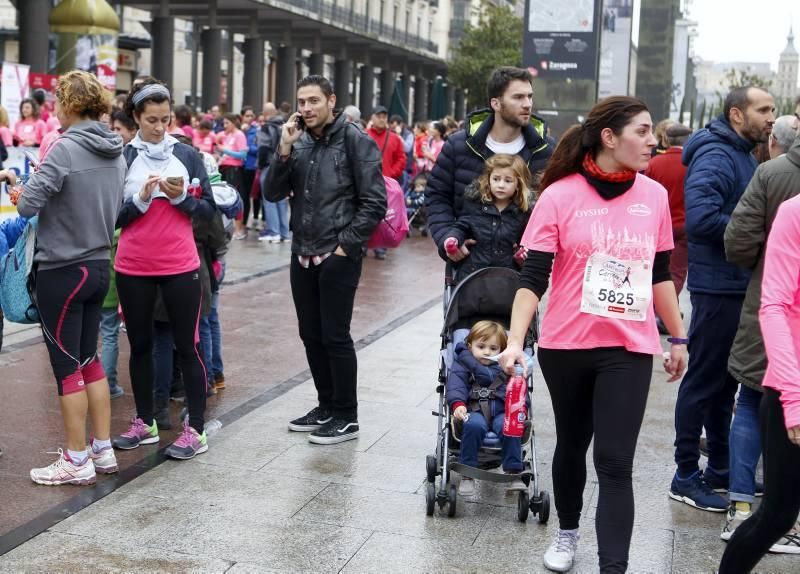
0, 70, 125, 486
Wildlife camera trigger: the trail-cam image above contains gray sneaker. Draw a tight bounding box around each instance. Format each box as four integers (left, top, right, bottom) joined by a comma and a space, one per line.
770, 524, 800, 554
544, 529, 579, 572
458, 476, 475, 496
721, 506, 751, 541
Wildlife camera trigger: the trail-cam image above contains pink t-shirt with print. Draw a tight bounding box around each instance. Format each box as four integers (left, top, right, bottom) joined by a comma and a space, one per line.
193, 132, 215, 154
217, 130, 247, 167
521, 172, 674, 356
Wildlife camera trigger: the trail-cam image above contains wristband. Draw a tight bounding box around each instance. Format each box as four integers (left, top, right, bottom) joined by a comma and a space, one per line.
667, 337, 689, 345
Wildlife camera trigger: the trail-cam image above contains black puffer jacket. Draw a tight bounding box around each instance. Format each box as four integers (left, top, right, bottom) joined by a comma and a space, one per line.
264, 113, 387, 259
424, 108, 551, 258
446, 182, 533, 278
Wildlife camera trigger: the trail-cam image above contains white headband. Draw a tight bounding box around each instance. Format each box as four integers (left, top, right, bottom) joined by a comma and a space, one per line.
132, 84, 171, 106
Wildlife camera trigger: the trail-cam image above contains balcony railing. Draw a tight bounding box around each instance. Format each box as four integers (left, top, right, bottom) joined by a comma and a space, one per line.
269, 0, 439, 55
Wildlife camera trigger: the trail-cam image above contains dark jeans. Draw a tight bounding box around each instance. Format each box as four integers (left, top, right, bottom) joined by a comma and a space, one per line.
116, 270, 206, 433
674, 293, 742, 476
289, 254, 362, 420
719, 388, 800, 573
538, 347, 653, 574
37, 260, 109, 394
459, 412, 522, 472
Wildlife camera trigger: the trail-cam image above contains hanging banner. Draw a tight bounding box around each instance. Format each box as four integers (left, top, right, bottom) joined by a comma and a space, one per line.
524, 0, 602, 79
1, 62, 31, 130
75, 34, 117, 91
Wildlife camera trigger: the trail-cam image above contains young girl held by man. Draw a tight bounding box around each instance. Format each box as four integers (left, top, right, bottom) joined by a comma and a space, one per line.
443, 154, 533, 278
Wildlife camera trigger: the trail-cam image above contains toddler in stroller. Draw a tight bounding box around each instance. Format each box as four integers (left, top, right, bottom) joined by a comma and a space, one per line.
425, 266, 549, 523
447, 320, 525, 496
405, 172, 427, 236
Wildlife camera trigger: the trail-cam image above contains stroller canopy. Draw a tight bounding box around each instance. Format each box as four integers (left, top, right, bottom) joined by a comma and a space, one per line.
441, 267, 521, 336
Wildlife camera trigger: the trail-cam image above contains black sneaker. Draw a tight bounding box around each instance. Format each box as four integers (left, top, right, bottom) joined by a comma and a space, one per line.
288, 407, 332, 432
308, 417, 359, 445
154, 408, 172, 431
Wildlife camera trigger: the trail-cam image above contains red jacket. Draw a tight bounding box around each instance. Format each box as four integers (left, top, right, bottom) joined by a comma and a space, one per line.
644, 146, 687, 229
367, 127, 406, 180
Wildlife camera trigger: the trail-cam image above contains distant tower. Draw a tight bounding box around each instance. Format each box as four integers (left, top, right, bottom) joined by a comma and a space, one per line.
777, 27, 799, 101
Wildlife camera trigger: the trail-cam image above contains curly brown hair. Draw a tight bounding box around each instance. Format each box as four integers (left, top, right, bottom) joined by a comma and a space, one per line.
55, 70, 111, 121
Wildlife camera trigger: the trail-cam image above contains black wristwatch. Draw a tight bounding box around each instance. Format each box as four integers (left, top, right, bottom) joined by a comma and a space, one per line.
667, 337, 689, 345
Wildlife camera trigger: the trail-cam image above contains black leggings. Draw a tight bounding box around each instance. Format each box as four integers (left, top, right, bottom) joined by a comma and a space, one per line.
538, 347, 653, 574
116, 270, 206, 432
243, 169, 259, 220
36, 260, 109, 395
221, 165, 247, 224
719, 387, 800, 573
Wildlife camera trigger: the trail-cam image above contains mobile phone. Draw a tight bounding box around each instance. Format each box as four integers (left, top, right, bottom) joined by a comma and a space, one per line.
295, 113, 306, 131
166, 176, 184, 186
22, 150, 39, 170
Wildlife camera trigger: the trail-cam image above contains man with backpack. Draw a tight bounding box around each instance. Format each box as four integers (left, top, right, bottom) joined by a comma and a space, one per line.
264, 75, 386, 445
257, 102, 288, 243
367, 105, 406, 260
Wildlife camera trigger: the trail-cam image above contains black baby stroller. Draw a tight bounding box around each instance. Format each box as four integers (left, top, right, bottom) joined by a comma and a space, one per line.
424, 265, 550, 523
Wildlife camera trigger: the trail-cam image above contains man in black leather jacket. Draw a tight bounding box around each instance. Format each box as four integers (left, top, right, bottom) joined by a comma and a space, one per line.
265, 75, 386, 445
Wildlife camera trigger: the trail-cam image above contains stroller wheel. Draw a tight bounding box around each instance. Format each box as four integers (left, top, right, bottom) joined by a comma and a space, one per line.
517, 490, 530, 522
538, 491, 551, 524
447, 483, 457, 517
425, 482, 436, 516
426, 454, 438, 483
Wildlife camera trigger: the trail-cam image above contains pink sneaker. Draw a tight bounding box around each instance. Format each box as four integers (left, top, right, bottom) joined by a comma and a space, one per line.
30, 449, 96, 486
164, 421, 208, 460
113, 417, 159, 450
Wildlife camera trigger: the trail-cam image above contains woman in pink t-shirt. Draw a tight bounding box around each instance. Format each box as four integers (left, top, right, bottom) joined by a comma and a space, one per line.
112, 79, 217, 461
499, 97, 687, 574
216, 113, 248, 238
14, 98, 47, 146
192, 119, 215, 154
718, 195, 800, 573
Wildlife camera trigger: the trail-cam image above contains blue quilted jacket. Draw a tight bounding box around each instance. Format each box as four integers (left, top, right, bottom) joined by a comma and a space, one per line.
682, 116, 755, 295
424, 108, 551, 258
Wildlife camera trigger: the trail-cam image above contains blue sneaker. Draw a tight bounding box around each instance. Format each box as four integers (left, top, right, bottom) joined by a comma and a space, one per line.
669, 470, 728, 512
108, 383, 124, 400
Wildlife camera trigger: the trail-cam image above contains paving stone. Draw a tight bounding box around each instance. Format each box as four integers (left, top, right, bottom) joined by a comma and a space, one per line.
147, 517, 370, 573
294, 483, 494, 541
260, 444, 424, 493
0, 531, 232, 573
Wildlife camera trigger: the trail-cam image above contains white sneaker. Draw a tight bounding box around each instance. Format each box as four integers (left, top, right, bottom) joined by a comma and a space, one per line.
543, 529, 579, 572
259, 234, 280, 243
505, 478, 527, 493
720, 506, 751, 541
770, 524, 800, 554
89, 443, 119, 474
30, 449, 96, 486
458, 476, 476, 496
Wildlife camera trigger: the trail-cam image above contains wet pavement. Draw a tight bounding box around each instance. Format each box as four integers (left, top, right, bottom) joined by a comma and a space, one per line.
0, 234, 796, 572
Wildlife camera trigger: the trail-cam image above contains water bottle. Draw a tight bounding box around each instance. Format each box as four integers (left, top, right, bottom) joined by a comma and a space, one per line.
204, 418, 223, 437
503, 365, 527, 438
444, 237, 459, 254
188, 177, 202, 198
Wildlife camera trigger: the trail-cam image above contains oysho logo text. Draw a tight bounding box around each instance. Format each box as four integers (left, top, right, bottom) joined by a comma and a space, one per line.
575, 208, 609, 217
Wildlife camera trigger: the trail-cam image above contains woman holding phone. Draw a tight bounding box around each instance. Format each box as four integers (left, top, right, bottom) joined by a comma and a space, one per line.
112, 78, 217, 460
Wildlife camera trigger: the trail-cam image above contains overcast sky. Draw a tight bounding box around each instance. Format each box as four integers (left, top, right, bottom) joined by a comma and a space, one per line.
688, 0, 799, 70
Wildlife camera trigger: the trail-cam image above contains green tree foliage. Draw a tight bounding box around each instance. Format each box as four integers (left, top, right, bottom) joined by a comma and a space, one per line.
448, 1, 523, 110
